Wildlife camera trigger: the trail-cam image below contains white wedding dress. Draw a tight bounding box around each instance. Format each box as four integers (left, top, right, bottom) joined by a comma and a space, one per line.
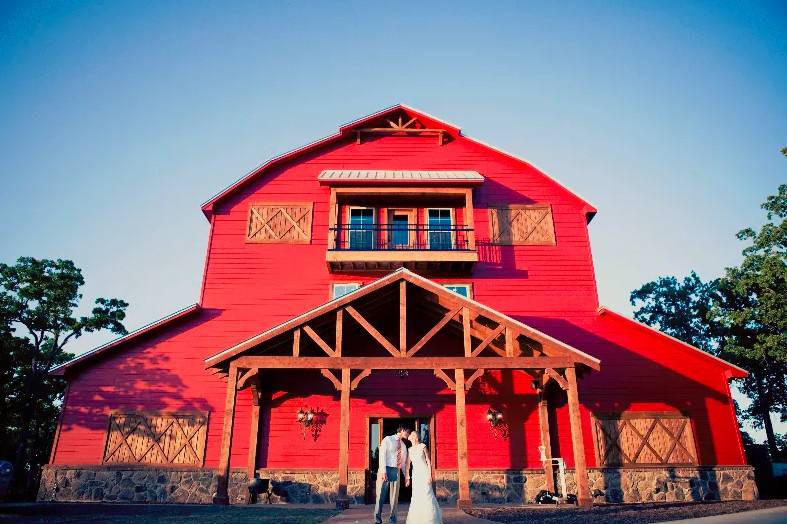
406, 443, 443, 524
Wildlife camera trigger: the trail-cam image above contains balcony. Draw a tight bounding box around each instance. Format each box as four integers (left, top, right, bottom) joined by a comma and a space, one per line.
327, 224, 477, 272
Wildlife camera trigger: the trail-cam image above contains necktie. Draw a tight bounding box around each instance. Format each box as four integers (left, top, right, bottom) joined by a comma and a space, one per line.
396, 439, 402, 469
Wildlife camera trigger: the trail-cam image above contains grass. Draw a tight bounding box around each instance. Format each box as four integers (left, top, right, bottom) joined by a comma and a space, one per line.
0, 503, 340, 524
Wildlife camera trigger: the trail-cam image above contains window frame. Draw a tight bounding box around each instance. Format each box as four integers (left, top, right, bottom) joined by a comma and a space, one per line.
330, 282, 362, 300
442, 283, 472, 299
425, 207, 455, 250
346, 206, 376, 250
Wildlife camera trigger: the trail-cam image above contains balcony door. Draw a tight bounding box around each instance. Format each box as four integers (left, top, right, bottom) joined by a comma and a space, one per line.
348, 207, 375, 250
427, 208, 453, 250
387, 209, 415, 250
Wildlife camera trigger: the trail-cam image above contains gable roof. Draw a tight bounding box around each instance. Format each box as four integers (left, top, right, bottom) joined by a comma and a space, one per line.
204, 267, 601, 371
200, 104, 597, 220
50, 304, 202, 376
597, 307, 747, 379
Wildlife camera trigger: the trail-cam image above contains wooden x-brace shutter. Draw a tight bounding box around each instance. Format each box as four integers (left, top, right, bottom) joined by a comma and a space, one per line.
102, 412, 209, 466
592, 412, 698, 467
246, 203, 314, 243
488, 205, 556, 245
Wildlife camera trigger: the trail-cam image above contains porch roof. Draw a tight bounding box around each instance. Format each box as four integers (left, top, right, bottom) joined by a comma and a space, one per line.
204, 268, 600, 373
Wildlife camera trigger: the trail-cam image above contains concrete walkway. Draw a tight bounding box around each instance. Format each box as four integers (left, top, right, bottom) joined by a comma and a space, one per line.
324, 503, 495, 524
657, 506, 787, 524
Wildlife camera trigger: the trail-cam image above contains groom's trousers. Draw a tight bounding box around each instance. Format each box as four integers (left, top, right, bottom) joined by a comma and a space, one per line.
374, 467, 401, 524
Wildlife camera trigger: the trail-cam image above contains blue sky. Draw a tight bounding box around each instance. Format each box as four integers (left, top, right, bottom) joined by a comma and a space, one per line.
1, 1, 785, 441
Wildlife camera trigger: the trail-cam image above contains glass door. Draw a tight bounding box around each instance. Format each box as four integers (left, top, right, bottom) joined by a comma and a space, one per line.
349, 208, 375, 250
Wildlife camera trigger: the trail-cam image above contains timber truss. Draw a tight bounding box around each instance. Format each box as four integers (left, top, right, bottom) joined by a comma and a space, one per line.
205, 268, 600, 508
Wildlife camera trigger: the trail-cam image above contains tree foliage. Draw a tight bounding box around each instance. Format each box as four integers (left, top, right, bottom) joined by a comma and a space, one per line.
0, 257, 128, 497
631, 181, 787, 461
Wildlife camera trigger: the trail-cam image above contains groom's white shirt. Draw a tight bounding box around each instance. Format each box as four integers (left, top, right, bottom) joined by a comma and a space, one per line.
378, 435, 408, 476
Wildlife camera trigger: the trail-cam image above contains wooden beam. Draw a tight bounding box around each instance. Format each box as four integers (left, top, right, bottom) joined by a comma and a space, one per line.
336, 369, 351, 507
247, 379, 261, 480
407, 306, 461, 357
328, 188, 338, 250
293, 328, 300, 357
465, 369, 485, 390
234, 356, 574, 370
537, 390, 555, 492
321, 369, 343, 391
471, 324, 505, 357
464, 188, 476, 250
566, 367, 591, 508
505, 327, 515, 357
236, 368, 258, 390
303, 325, 336, 357
350, 369, 372, 391
462, 307, 472, 357
345, 306, 399, 358
335, 309, 343, 357
213, 362, 238, 504
454, 369, 471, 509
399, 280, 407, 357
544, 368, 569, 391
433, 369, 456, 390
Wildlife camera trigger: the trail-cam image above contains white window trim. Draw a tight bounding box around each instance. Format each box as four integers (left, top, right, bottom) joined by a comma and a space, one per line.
331, 282, 362, 300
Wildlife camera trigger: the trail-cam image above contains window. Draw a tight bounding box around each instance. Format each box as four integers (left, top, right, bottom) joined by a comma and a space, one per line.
332, 282, 361, 299
489, 205, 556, 245
443, 284, 471, 298
427, 208, 453, 249
593, 412, 698, 466
348, 207, 375, 250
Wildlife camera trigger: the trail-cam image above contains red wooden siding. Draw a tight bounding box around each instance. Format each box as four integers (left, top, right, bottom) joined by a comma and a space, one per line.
51, 107, 747, 472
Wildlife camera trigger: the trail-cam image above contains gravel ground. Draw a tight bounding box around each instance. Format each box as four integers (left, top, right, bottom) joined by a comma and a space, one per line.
469, 500, 787, 524
0, 503, 340, 524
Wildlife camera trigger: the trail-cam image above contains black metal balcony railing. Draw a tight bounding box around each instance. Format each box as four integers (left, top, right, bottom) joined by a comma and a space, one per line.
329, 225, 474, 251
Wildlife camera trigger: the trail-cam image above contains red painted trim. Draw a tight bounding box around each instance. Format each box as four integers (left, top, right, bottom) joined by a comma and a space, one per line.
199, 214, 215, 305
50, 304, 201, 376
724, 376, 748, 464
597, 307, 748, 377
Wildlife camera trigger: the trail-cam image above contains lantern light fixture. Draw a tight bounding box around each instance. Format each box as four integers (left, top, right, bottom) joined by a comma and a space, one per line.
486, 408, 503, 427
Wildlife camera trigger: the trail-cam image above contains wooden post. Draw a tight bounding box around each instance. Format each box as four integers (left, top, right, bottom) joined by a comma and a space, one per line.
336, 368, 351, 509
464, 189, 476, 250
454, 368, 471, 509
399, 280, 407, 356
462, 308, 472, 357
213, 362, 239, 504
247, 378, 261, 481
335, 310, 343, 356
537, 389, 555, 492
565, 367, 591, 508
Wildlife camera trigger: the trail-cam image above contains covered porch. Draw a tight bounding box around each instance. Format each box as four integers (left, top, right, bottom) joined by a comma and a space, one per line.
204, 269, 600, 508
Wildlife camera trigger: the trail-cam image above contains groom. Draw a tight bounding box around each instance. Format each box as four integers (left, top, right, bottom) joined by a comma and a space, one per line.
374, 425, 411, 524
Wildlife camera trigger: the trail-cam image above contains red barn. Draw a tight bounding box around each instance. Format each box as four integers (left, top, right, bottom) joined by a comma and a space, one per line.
39, 105, 756, 508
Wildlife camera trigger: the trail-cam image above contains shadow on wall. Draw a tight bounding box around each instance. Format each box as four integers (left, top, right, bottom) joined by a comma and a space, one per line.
58, 309, 222, 436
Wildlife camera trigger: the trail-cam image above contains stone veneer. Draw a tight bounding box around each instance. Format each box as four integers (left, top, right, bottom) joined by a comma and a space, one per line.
38, 465, 756, 505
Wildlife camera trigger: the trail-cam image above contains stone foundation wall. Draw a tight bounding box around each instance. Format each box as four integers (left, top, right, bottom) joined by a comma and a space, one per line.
38, 464, 756, 505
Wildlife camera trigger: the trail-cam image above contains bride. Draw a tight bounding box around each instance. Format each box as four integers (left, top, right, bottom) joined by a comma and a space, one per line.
404, 431, 443, 524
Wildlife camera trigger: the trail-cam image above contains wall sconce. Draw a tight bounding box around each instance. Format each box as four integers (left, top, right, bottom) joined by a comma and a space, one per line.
297, 407, 315, 427
486, 408, 504, 428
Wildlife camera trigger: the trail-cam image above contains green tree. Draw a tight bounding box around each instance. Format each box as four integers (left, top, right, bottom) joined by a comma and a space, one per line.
0, 257, 128, 496
631, 167, 787, 459
713, 183, 787, 459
